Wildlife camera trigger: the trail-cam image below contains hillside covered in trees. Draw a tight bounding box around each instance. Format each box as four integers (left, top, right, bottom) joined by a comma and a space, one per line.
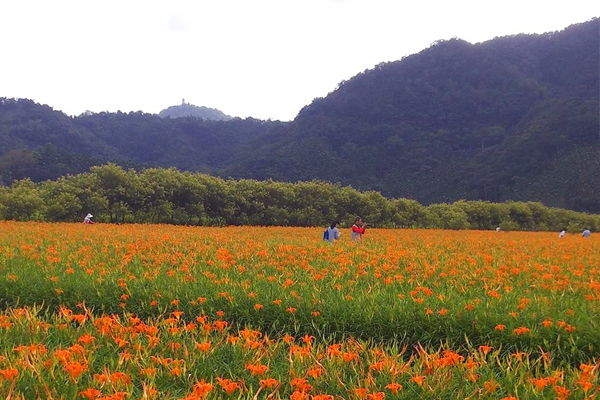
0, 19, 598, 212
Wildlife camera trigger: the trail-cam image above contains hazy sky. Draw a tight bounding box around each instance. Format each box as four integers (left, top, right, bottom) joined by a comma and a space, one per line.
1, 0, 597, 121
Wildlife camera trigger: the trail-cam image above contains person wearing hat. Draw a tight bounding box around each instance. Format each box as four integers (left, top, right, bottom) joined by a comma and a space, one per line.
83, 213, 95, 224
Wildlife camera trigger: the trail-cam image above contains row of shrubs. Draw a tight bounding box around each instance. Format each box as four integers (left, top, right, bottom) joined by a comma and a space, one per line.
0, 163, 598, 231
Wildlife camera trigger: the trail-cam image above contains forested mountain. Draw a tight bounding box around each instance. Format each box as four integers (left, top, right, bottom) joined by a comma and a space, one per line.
226, 18, 599, 211
0, 19, 598, 212
158, 102, 232, 121
0, 98, 286, 181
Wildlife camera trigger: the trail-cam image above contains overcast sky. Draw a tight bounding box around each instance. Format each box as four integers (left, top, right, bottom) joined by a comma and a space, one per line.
1, 0, 597, 121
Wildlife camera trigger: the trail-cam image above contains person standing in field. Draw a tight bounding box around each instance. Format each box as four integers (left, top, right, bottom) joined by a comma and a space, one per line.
324, 221, 341, 243
351, 216, 367, 241
83, 213, 94, 224
582, 229, 591, 238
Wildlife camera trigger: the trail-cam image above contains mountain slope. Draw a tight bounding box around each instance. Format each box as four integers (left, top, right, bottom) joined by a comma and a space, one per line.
225, 18, 599, 209
0, 99, 286, 182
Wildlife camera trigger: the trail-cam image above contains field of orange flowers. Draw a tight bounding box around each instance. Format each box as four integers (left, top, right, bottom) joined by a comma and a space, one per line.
0, 221, 598, 399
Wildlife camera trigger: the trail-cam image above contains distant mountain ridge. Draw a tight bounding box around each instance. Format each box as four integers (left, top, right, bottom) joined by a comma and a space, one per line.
158, 101, 232, 121
0, 18, 598, 212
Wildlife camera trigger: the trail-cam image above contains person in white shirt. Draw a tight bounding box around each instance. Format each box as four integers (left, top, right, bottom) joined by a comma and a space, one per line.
83, 213, 94, 224
326, 221, 341, 243
559, 228, 567, 237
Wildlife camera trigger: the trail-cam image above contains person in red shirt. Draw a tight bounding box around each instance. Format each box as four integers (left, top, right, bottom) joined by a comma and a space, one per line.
351, 216, 366, 241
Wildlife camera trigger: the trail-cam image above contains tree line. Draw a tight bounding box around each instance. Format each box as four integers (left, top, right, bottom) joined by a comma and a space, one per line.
0, 164, 598, 232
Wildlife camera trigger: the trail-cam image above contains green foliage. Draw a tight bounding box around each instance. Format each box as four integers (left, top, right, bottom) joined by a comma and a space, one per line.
0, 179, 45, 220
426, 204, 470, 230
499, 220, 519, 232
0, 164, 598, 231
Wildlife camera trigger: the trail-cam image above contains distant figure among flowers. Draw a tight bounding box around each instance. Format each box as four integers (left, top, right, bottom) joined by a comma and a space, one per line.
351, 217, 367, 241
83, 213, 95, 224
559, 228, 567, 238
582, 229, 591, 238
324, 221, 341, 243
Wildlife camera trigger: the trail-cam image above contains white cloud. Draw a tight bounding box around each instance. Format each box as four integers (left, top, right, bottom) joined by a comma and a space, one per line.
167, 14, 189, 33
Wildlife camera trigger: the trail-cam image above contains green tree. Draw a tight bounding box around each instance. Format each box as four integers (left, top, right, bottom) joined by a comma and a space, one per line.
0, 179, 44, 220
